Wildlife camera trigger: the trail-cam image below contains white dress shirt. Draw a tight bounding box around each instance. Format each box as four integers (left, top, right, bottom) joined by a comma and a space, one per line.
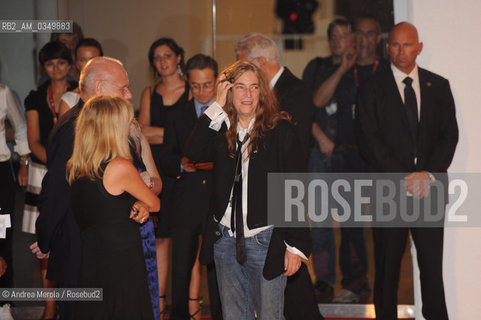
60, 91, 81, 109
0, 84, 30, 162
204, 102, 307, 259
391, 63, 421, 119
269, 66, 285, 89
391, 64, 435, 182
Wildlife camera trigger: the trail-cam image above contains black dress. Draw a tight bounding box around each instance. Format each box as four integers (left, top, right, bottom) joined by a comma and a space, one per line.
22, 80, 78, 234
24, 80, 78, 163
70, 167, 154, 320
149, 82, 190, 238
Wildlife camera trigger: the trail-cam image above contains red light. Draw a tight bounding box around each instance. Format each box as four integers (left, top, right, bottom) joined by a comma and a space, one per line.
289, 12, 298, 21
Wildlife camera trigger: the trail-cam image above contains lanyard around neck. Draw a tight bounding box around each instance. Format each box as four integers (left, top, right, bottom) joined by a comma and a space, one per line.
354, 60, 379, 87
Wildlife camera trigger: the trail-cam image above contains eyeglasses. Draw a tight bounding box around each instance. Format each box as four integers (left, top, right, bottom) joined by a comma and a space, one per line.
100, 80, 131, 94
191, 82, 214, 91
233, 84, 259, 92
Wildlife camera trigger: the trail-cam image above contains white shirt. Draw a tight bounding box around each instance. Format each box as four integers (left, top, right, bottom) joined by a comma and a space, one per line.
204, 102, 307, 259
0, 84, 30, 162
391, 63, 421, 119
60, 91, 81, 109
391, 64, 434, 180
205, 102, 269, 237
269, 66, 285, 89
219, 117, 271, 238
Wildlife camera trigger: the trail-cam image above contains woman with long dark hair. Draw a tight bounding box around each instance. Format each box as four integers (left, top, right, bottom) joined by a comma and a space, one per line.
138, 37, 190, 317
185, 61, 311, 319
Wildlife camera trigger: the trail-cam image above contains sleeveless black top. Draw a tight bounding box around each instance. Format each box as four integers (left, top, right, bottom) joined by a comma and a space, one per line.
150, 81, 190, 129
70, 166, 154, 319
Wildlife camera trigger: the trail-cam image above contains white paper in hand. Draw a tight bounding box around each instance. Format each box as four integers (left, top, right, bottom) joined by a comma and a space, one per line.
0, 214, 12, 239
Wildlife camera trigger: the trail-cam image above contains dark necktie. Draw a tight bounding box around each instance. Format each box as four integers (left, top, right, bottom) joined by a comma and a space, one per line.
403, 77, 419, 147
200, 105, 208, 116
230, 133, 249, 264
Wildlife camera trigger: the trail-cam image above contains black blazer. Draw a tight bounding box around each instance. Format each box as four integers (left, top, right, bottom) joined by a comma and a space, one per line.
160, 99, 198, 177
274, 67, 315, 161
160, 100, 214, 228
37, 102, 83, 285
185, 115, 311, 280
356, 67, 458, 175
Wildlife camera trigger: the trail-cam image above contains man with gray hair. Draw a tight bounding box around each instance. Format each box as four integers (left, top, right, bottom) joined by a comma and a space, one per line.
234, 32, 261, 61
31, 57, 137, 320
235, 33, 320, 320
236, 33, 314, 161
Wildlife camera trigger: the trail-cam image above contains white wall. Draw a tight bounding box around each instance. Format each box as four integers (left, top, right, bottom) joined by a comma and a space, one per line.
68, 0, 214, 110
0, 0, 37, 102
394, 1, 481, 319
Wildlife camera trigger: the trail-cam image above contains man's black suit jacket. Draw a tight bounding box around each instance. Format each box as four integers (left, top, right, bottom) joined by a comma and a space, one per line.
185, 115, 311, 280
160, 99, 206, 177
274, 67, 314, 160
356, 66, 458, 175
356, 66, 457, 320
37, 102, 83, 285
274, 67, 323, 320
160, 99, 214, 229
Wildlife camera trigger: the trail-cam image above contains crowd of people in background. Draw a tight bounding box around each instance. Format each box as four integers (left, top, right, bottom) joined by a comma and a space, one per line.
0, 14, 457, 320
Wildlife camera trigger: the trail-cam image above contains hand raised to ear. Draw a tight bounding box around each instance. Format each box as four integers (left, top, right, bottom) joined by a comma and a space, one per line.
215, 73, 234, 109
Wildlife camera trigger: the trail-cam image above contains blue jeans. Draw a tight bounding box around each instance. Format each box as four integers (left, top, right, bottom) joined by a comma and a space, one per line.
214, 225, 286, 320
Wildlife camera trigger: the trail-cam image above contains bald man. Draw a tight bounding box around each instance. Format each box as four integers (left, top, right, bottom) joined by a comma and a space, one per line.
357, 22, 458, 320
34, 57, 134, 320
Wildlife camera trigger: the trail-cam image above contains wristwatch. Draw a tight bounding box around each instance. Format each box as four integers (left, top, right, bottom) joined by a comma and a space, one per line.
19, 157, 30, 166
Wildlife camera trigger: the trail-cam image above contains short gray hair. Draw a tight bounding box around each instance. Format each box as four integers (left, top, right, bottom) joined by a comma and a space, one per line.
79, 57, 124, 97
234, 32, 262, 57
235, 33, 280, 65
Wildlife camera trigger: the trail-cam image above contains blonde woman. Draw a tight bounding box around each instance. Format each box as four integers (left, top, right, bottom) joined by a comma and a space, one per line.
67, 95, 159, 319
